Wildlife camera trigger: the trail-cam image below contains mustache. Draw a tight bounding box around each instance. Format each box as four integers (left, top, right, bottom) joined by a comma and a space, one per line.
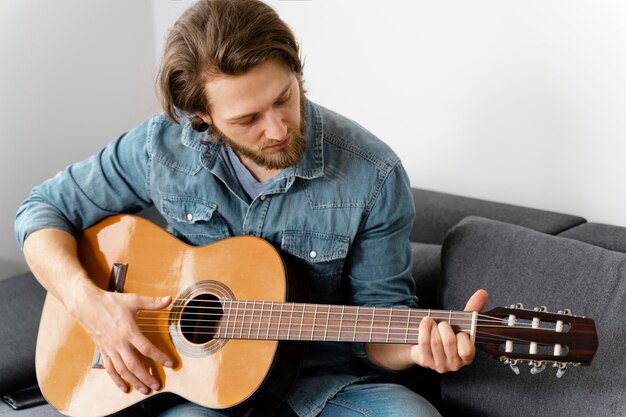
258, 128, 301, 150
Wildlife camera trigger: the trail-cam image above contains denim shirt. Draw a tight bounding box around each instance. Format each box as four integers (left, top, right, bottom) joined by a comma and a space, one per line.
15, 100, 417, 417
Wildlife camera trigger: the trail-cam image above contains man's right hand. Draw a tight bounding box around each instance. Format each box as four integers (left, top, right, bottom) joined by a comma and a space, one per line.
72, 283, 175, 394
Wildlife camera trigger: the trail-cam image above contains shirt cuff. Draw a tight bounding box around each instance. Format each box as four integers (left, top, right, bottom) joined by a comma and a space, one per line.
15, 202, 76, 248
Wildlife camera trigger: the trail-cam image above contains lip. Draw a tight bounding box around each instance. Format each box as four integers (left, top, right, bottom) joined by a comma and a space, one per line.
262, 136, 290, 151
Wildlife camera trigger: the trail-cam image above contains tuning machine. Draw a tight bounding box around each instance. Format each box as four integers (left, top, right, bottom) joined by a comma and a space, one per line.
501, 358, 521, 375
529, 360, 546, 374
554, 362, 568, 378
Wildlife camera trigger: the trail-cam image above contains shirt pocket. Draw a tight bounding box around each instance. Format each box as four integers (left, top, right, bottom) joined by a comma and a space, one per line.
160, 195, 231, 245
281, 231, 350, 303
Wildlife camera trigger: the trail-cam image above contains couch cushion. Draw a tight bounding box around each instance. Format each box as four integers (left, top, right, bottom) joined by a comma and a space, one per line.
559, 222, 626, 253
410, 242, 441, 309
438, 217, 626, 417
410, 188, 585, 244
0, 272, 47, 395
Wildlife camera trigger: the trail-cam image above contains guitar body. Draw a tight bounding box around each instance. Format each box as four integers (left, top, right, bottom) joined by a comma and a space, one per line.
36, 215, 307, 417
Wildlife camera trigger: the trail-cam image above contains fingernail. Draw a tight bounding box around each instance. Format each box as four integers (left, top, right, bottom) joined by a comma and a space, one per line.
119, 386, 129, 393
150, 384, 160, 391
161, 296, 171, 302
164, 361, 173, 368
139, 387, 149, 395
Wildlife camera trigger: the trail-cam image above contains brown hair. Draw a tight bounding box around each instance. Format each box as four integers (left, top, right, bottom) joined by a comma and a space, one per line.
157, 0, 303, 132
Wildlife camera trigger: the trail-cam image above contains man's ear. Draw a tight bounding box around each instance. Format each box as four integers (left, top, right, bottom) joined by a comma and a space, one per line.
196, 113, 212, 125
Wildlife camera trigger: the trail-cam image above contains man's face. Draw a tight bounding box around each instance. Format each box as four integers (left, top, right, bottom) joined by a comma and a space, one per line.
199, 58, 306, 171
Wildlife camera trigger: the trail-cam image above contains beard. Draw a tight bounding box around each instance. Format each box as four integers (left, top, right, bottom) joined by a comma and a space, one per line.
208, 93, 307, 171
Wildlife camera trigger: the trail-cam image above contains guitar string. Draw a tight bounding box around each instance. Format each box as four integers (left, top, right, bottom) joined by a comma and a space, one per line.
135, 308, 548, 330
137, 315, 556, 334
135, 315, 556, 332
133, 316, 564, 346
132, 323, 560, 347
138, 299, 563, 327
134, 319, 560, 338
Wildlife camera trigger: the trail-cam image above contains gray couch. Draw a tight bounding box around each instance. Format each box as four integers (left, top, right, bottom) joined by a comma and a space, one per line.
2, 188, 625, 416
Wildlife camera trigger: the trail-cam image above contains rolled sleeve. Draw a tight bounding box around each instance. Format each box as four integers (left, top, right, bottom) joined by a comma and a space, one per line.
346, 161, 417, 366
347, 161, 417, 309
15, 119, 153, 248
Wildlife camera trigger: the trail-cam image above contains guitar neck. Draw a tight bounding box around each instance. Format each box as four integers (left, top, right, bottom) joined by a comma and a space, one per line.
213, 300, 477, 344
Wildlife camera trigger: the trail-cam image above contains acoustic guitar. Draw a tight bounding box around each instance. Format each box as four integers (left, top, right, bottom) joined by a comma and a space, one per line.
36, 215, 598, 417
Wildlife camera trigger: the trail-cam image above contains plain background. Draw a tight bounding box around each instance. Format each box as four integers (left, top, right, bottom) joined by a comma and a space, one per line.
1, 0, 625, 279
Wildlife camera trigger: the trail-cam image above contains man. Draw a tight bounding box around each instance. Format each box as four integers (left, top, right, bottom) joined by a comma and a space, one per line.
15, 1, 487, 416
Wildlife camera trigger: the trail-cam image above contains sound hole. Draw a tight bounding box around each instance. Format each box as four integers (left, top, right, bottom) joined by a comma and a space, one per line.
180, 294, 223, 345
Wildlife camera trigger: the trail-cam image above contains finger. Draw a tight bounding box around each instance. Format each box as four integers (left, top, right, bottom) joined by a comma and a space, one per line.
464, 289, 489, 312
119, 343, 164, 393
128, 295, 175, 368
129, 329, 174, 369
438, 321, 463, 371
457, 332, 476, 365
102, 354, 129, 393
429, 321, 448, 372
416, 317, 434, 368
135, 295, 172, 312
108, 351, 150, 395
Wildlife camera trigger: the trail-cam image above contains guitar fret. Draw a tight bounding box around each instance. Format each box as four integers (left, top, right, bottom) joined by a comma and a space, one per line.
218, 299, 227, 339
312, 305, 318, 341
339, 306, 345, 341
278, 303, 284, 340
353, 306, 359, 342
287, 303, 293, 340
246, 301, 253, 339
232, 301, 239, 339
266, 302, 273, 340
324, 305, 329, 340
256, 301, 263, 340
298, 305, 305, 340
369, 307, 376, 343
256, 301, 265, 340
386, 309, 393, 343
404, 309, 411, 343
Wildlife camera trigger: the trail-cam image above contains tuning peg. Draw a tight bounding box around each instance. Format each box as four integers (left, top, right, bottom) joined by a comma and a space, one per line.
554, 362, 567, 378
530, 361, 546, 375
510, 303, 524, 309
534, 306, 548, 313
502, 358, 520, 375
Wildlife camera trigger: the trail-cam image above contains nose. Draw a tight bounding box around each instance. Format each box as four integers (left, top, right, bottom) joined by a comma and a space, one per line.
262, 108, 288, 141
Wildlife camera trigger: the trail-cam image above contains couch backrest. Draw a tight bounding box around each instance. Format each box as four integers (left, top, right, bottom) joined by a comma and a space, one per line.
410, 188, 585, 244
439, 217, 626, 417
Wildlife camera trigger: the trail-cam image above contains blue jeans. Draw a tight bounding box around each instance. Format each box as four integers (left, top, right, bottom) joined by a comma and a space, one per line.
158, 383, 441, 417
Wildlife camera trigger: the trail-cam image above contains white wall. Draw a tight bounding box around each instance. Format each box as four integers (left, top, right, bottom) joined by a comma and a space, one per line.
3, 1, 625, 278
280, 0, 626, 227
153, 0, 626, 228
0, 0, 159, 278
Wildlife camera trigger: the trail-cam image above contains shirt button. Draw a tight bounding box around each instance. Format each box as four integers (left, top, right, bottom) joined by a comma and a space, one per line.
187, 213, 193, 221
260, 194, 267, 201
309, 250, 318, 259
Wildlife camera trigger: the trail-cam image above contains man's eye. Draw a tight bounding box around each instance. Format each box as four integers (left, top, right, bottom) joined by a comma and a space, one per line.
276, 90, 292, 105
236, 115, 257, 126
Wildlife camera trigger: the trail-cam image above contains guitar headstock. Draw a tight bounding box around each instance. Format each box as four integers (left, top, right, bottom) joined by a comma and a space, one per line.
476, 304, 598, 377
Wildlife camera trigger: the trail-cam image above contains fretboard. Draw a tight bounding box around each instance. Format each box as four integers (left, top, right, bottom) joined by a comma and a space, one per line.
213, 300, 477, 344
